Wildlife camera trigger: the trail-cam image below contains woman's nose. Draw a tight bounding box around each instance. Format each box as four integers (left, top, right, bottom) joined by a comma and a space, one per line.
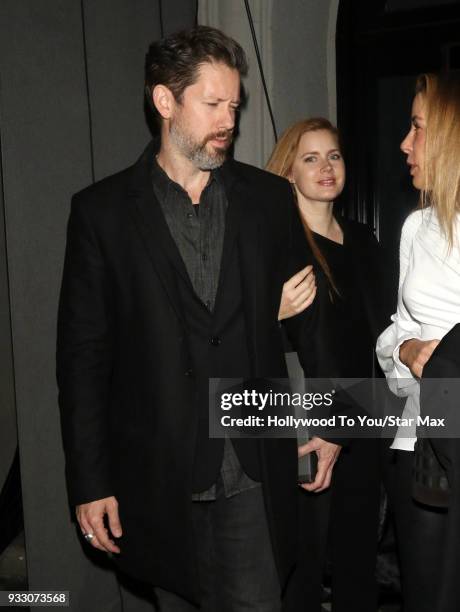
400, 129, 413, 154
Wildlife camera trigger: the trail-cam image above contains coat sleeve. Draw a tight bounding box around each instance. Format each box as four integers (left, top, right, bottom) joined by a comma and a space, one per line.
56, 195, 115, 506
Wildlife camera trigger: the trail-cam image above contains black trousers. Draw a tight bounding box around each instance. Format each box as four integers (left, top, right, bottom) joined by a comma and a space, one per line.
154, 481, 281, 612
283, 438, 381, 612
328, 438, 380, 612
382, 444, 448, 612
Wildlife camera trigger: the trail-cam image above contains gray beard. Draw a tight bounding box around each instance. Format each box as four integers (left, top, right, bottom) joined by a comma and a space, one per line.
170, 121, 230, 170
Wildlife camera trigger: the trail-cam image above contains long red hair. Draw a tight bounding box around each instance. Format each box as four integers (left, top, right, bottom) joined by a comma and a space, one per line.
266, 117, 341, 295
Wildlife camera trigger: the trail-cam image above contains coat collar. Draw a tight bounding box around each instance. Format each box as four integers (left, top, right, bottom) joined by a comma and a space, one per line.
127, 140, 257, 332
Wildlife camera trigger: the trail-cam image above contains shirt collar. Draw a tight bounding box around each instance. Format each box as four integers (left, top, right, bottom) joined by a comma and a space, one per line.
151, 155, 222, 198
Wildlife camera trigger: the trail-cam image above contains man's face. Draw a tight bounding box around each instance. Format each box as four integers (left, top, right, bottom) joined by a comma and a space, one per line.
169, 62, 241, 170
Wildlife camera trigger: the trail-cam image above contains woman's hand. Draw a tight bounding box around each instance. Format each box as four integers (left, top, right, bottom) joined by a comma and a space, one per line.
278, 265, 316, 321
298, 437, 341, 492
399, 338, 440, 379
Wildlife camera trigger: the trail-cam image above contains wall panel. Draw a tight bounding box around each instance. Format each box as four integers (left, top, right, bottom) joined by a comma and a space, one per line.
82, 0, 160, 181
0, 2, 122, 609
0, 106, 17, 501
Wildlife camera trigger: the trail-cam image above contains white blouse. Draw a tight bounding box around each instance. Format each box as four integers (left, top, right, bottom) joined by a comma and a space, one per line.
376, 207, 460, 450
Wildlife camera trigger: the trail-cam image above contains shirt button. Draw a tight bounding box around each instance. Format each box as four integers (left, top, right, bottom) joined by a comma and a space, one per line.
205, 300, 212, 309
184, 369, 194, 377
186, 212, 193, 219
202, 253, 208, 261
210, 336, 221, 347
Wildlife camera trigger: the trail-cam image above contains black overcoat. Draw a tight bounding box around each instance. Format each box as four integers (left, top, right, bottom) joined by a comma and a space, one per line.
421, 323, 460, 612
57, 141, 311, 602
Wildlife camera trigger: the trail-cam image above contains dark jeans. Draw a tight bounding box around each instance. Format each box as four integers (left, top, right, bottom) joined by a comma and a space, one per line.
383, 444, 448, 612
154, 481, 281, 612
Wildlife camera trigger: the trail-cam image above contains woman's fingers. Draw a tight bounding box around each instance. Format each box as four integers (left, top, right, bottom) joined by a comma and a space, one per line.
292, 284, 316, 308
278, 267, 316, 320
400, 338, 441, 378
285, 265, 314, 290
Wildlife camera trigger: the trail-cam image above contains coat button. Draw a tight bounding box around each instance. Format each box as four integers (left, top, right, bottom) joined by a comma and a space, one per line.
210, 336, 221, 347
184, 369, 193, 377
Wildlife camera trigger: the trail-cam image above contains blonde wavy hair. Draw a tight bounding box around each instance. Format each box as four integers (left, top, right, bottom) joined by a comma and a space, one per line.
416, 72, 460, 247
266, 117, 341, 295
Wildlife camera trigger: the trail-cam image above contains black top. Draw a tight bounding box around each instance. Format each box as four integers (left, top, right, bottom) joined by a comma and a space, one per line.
284, 216, 392, 381
312, 229, 374, 378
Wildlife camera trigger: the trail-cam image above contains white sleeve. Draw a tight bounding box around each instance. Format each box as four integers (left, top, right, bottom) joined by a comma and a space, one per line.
376, 211, 423, 396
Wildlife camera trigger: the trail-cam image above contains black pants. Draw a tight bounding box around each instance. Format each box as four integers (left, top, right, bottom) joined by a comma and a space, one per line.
328, 438, 380, 612
153, 482, 281, 611
283, 438, 381, 612
282, 486, 329, 612
382, 444, 448, 612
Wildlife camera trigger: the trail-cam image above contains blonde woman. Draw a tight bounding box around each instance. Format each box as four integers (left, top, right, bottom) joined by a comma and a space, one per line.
270, 119, 390, 612
376, 72, 460, 612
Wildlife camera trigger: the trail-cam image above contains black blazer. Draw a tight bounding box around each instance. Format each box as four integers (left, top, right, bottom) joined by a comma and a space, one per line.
56, 140, 312, 602
421, 323, 460, 612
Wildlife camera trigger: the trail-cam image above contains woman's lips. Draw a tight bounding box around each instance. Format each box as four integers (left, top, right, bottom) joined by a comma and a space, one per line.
318, 179, 336, 186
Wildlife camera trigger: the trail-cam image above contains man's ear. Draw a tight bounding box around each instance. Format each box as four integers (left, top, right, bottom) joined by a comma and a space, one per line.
152, 84, 175, 120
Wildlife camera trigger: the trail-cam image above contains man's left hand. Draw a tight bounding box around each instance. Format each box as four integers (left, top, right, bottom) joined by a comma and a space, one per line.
298, 437, 341, 492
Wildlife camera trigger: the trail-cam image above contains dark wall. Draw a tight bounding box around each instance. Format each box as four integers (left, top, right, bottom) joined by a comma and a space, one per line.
336, 0, 460, 303
0, 2, 195, 609
0, 105, 17, 507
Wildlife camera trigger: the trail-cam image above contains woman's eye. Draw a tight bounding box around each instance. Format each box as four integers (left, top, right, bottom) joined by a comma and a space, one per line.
329, 154, 341, 161
206, 102, 218, 107
304, 156, 316, 163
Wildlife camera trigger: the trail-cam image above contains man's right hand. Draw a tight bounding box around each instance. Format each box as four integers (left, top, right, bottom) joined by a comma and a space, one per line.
399, 338, 440, 379
76, 496, 122, 553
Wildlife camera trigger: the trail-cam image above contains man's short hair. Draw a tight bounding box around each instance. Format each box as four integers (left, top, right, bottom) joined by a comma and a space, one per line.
144, 25, 248, 117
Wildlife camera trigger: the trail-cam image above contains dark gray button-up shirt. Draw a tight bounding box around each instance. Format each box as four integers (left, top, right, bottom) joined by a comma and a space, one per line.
151, 158, 226, 312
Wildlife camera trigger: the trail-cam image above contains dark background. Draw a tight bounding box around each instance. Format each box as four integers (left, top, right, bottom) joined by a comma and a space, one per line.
337, 0, 460, 292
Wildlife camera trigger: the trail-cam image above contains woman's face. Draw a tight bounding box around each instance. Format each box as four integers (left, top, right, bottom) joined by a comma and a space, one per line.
400, 93, 427, 190
289, 129, 345, 205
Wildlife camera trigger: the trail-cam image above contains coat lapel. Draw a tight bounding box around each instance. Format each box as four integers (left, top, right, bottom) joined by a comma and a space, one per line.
215, 161, 261, 371
128, 142, 192, 329
214, 161, 247, 296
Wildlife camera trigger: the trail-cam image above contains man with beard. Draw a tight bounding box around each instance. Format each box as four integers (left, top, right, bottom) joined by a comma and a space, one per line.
57, 26, 326, 611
